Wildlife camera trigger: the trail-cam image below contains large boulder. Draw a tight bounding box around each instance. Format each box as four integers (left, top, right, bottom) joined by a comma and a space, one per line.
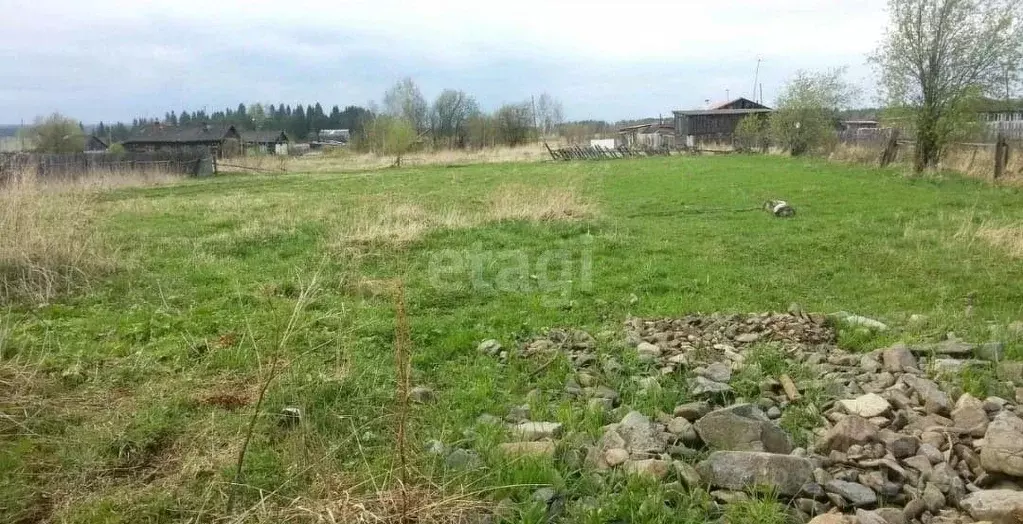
497, 441, 556, 459
674, 401, 711, 421
817, 415, 878, 453
904, 376, 951, 415
824, 479, 877, 507
618, 411, 665, 455
951, 393, 989, 437
838, 393, 891, 418
636, 342, 662, 363
807, 515, 850, 524
882, 344, 918, 373
980, 411, 1023, 477
513, 422, 563, 441
694, 404, 793, 454
698, 362, 733, 383
959, 489, 1023, 522
624, 458, 671, 480
691, 376, 732, 396
697, 451, 814, 497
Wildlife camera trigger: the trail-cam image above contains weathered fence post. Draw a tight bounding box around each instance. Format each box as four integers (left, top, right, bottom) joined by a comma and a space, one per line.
879, 128, 900, 168
994, 132, 1009, 180
543, 141, 557, 161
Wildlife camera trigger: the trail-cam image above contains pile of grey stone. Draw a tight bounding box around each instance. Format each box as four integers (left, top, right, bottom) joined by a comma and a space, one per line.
474, 311, 1023, 524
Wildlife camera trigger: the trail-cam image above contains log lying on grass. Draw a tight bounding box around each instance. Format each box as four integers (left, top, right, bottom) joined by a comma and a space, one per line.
764, 200, 796, 218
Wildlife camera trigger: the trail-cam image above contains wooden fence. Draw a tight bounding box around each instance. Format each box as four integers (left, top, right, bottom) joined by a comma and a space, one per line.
544, 142, 675, 161
838, 128, 1019, 179
0, 150, 214, 184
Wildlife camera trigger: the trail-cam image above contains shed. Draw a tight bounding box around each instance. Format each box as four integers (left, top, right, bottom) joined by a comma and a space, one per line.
317, 129, 350, 144
618, 122, 676, 149
672, 101, 772, 147
840, 120, 880, 131
85, 135, 109, 152
241, 130, 290, 155
122, 123, 240, 157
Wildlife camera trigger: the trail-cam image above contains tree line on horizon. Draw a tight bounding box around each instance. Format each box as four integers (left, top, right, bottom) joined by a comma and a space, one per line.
93, 103, 373, 143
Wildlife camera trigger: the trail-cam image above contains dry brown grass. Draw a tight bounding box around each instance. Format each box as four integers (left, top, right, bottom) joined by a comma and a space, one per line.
282, 144, 552, 174
1, 178, 105, 303
216, 154, 290, 174
941, 143, 1023, 182
829, 143, 888, 165
957, 216, 1023, 258
830, 141, 1023, 183
0, 169, 185, 304
336, 183, 595, 246
263, 486, 492, 524
974, 225, 1023, 257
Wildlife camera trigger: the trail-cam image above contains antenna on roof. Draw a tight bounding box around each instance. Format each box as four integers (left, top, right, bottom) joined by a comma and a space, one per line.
726, 89, 730, 101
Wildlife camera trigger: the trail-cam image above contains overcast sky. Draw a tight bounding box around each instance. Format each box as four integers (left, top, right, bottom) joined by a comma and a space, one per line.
0, 0, 889, 124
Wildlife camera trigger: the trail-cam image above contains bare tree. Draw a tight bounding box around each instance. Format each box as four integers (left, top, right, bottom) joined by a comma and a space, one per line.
430, 89, 480, 147
872, 0, 1023, 172
383, 78, 429, 133
495, 102, 536, 146
534, 93, 564, 137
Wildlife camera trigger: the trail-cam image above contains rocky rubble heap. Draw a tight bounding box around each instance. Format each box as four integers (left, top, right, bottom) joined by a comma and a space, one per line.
477, 312, 1023, 524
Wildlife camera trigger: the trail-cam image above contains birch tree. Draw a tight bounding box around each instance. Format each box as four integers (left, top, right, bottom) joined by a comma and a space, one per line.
872, 0, 1023, 172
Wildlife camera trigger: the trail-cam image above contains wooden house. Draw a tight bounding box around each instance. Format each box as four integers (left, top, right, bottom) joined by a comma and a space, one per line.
241, 130, 290, 155
672, 98, 772, 147
122, 123, 240, 157
85, 135, 109, 152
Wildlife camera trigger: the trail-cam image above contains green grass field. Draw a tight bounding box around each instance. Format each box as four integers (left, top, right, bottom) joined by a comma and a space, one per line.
4, 155, 1023, 523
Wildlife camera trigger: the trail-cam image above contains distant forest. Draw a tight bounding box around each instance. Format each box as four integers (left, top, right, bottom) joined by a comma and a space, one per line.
90, 104, 641, 144
94, 103, 373, 142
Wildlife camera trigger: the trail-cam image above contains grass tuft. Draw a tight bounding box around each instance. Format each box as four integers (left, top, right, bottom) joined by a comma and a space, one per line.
336, 183, 594, 246
722, 493, 788, 524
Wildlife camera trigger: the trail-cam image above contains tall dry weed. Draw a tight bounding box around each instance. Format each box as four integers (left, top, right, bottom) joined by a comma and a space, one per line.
1, 179, 103, 303
0, 169, 183, 304
831, 140, 1023, 182
955, 211, 1023, 258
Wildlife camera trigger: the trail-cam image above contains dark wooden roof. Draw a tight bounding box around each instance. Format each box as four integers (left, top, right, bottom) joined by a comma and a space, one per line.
711, 98, 770, 110
87, 135, 108, 148
123, 124, 238, 144
672, 108, 773, 117
240, 130, 289, 143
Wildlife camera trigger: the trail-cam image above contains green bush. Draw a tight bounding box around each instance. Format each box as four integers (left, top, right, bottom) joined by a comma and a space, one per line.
769, 68, 857, 156
734, 115, 770, 153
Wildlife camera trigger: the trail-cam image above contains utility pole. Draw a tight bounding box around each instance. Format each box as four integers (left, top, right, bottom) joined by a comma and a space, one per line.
752, 57, 762, 102
726, 88, 730, 101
